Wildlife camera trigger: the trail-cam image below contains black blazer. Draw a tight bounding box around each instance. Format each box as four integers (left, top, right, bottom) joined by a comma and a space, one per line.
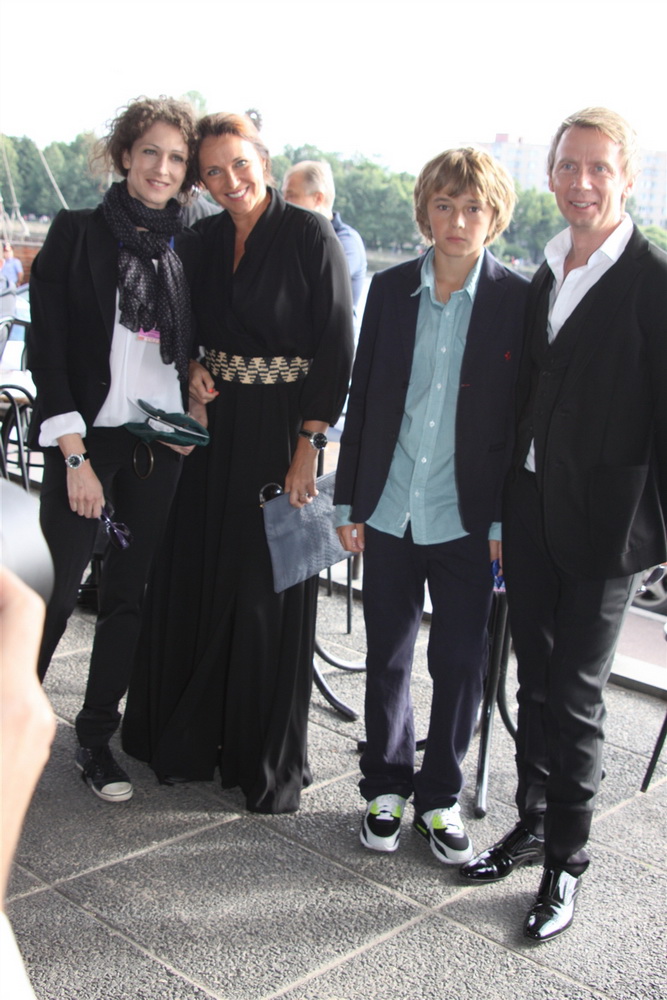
511, 227, 667, 578
334, 251, 529, 532
27, 205, 201, 448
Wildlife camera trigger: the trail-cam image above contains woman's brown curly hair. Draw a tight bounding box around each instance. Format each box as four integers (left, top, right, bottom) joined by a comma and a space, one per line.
92, 96, 199, 201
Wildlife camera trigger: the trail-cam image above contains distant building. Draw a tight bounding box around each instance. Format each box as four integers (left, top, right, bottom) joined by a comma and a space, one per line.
481, 133, 667, 229
482, 135, 551, 196
635, 148, 667, 228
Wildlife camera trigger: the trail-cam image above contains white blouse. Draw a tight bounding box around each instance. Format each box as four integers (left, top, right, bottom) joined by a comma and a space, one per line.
39, 287, 183, 447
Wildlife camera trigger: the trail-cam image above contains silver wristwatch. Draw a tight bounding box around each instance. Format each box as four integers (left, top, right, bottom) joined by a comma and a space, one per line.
298, 430, 328, 450
64, 452, 89, 469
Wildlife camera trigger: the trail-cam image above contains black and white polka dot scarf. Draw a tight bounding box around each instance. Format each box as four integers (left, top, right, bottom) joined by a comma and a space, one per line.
102, 181, 191, 385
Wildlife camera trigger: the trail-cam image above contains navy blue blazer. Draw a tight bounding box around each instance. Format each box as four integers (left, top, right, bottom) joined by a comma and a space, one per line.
334, 251, 529, 532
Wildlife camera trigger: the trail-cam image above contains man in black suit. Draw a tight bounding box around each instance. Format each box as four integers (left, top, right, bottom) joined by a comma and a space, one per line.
461, 108, 667, 941
334, 148, 527, 865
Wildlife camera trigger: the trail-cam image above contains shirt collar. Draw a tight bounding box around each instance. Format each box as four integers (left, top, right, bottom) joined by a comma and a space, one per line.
412, 246, 485, 302
545, 214, 634, 280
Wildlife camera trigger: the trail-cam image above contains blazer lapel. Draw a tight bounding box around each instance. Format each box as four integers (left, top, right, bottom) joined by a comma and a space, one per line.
394, 257, 422, 371
528, 263, 553, 351
463, 253, 508, 366
553, 232, 647, 393
87, 207, 119, 343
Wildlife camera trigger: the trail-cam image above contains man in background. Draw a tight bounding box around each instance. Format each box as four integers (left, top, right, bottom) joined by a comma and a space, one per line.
283, 160, 367, 311
2, 244, 24, 286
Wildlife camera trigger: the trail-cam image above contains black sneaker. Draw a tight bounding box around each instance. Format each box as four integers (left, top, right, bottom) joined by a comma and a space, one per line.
75, 745, 133, 802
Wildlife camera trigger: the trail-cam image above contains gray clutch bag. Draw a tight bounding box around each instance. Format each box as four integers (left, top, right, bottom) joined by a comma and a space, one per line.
262, 471, 350, 593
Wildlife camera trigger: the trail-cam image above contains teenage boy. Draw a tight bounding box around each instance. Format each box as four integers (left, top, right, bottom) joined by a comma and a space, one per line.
335, 148, 527, 864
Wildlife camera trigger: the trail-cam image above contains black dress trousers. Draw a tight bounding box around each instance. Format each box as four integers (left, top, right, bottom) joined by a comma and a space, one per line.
38, 427, 183, 746
503, 468, 640, 873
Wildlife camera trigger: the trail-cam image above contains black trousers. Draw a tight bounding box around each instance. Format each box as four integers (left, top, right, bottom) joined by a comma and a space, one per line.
360, 524, 493, 815
38, 428, 183, 747
503, 469, 640, 874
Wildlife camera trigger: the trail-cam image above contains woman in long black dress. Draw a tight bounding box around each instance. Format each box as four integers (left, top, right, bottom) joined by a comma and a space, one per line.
123, 113, 354, 813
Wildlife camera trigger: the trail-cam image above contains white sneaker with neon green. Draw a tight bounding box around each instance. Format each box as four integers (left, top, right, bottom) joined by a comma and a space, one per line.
360, 794, 407, 852
413, 803, 473, 864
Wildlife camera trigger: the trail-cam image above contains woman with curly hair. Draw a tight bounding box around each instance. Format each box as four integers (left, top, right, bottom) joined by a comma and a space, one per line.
27, 96, 201, 804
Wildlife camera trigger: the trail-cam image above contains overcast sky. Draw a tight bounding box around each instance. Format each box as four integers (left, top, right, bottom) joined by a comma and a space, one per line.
2, 0, 665, 176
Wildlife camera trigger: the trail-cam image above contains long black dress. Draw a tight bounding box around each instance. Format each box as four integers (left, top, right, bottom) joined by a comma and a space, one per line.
122, 190, 354, 812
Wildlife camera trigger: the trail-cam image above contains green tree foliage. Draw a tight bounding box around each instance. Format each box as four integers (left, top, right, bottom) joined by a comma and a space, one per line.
1, 133, 103, 215
4, 125, 666, 259
0, 134, 22, 213
504, 185, 564, 264
271, 154, 292, 184
44, 132, 103, 211
274, 146, 418, 250
278, 144, 327, 172
2, 136, 46, 216
642, 225, 667, 252
337, 161, 417, 249
181, 90, 208, 118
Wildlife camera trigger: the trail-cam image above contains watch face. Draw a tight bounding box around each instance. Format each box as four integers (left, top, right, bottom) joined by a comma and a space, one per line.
65, 454, 84, 469
312, 432, 328, 450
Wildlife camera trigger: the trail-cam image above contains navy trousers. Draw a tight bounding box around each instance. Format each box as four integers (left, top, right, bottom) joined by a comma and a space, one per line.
360, 524, 493, 815
503, 469, 640, 874
38, 428, 183, 747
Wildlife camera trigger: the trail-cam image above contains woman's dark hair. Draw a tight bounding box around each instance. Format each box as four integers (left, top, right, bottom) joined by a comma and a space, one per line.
93, 96, 199, 200
195, 112, 274, 185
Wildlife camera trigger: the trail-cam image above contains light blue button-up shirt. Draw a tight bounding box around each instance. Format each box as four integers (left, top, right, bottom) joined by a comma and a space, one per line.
337, 247, 500, 544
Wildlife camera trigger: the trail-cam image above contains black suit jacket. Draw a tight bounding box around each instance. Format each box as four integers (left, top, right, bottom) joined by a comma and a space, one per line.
511, 226, 667, 577
334, 251, 529, 532
27, 205, 201, 448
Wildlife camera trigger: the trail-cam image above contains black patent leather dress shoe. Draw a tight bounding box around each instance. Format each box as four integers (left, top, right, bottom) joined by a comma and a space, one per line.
523, 867, 581, 941
459, 822, 545, 882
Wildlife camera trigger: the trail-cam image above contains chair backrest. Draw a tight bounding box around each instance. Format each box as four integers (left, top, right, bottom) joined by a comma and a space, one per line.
0, 287, 17, 319
0, 317, 12, 362
0, 384, 36, 491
